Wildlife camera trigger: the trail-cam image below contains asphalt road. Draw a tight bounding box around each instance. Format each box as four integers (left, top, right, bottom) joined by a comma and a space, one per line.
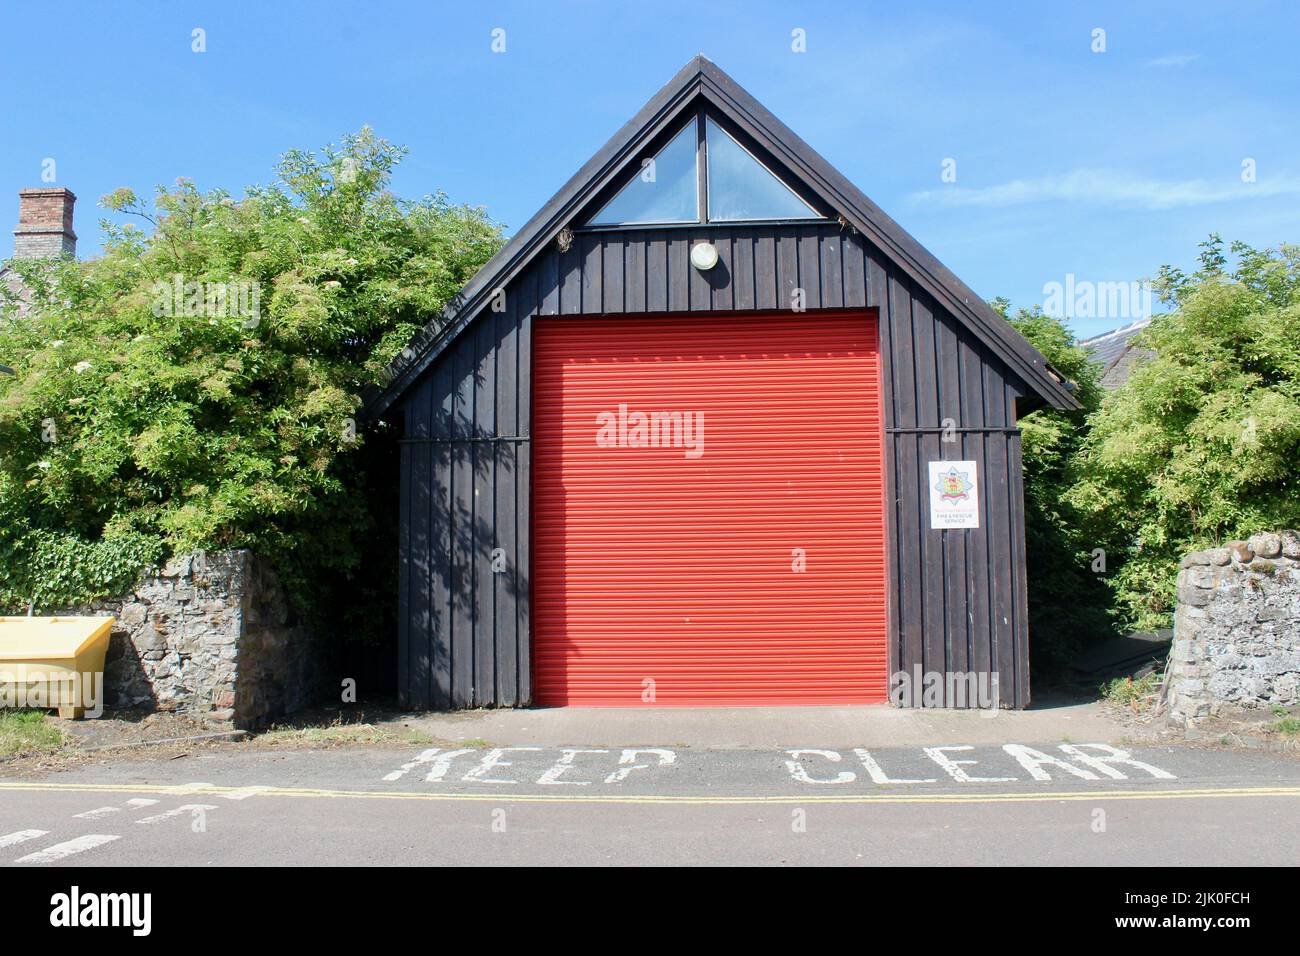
1, 741, 1297, 865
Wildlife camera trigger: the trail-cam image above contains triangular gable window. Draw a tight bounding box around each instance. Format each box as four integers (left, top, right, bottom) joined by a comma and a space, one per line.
587, 123, 698, 226
585, 112, 823, 227
705, 117, 820, 221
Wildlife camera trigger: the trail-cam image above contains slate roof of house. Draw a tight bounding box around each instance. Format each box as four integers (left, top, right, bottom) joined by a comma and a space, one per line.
1080, 318, 1155, 389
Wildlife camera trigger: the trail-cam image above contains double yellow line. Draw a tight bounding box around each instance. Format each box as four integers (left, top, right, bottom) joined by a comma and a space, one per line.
2, 780, 1298, 806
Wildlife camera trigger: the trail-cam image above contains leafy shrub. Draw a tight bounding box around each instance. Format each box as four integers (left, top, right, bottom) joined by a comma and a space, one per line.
0, 128, 503, 641
996, 301, 1114, 674
0, 527, 162, 612
1069, 238, 1300, 630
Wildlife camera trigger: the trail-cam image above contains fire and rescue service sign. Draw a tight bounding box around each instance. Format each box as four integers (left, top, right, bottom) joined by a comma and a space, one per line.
928, 460, 980, 529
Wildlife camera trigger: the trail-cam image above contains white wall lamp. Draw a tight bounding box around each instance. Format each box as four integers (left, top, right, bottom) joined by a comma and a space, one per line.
690, 241, 719, 271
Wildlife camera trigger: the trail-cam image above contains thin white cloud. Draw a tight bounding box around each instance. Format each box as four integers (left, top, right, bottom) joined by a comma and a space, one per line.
1146, 53, 1201, 67
908, 168, 1300, 211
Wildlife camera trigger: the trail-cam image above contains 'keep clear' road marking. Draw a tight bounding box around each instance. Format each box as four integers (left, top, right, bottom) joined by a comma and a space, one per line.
15, 834, 120, 865
785, 744, 1177, 784
0, 830, 48, 849
382, 747, 677, 785
379, 745, 1174, 787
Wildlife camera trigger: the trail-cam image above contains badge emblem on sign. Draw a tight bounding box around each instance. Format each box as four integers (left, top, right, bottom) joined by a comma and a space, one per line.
935, 466, 973, 503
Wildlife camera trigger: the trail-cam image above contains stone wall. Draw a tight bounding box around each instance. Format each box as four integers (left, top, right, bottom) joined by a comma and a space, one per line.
1167, 531, 1300, 723
72, 550, 319, 729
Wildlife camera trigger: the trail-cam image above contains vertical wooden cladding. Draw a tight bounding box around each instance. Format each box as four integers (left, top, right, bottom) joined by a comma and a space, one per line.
870, 243, 1031, 708
398, 272, 533, 709
396, 220, 1033, 708
552, 224, 853, 317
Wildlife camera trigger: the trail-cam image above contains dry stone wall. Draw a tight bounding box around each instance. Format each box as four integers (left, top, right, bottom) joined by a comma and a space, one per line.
1167, 531, 1300, 723
69, 550, 319, 729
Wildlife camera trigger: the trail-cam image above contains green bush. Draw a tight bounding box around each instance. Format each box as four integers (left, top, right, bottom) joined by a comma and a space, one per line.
0, 127, 503, 638
1070, 237, 1300, 630
993, 300, 1114, 674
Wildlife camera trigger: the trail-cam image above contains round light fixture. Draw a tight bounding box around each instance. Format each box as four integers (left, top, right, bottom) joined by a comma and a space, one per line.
690, 241, 719, 271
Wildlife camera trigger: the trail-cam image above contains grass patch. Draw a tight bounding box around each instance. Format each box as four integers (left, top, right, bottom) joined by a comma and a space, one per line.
1273, 717, 1300, 738
0, 709, 67, 757
1100, 672, 1163, 712
256, 714, 434, 748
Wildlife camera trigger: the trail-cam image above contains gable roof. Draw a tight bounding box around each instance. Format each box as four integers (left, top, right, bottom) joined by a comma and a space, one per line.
363, 55, 1081, 419
1081, 318, 1155, 389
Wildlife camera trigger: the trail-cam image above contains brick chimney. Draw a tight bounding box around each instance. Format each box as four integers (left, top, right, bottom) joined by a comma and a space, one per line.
13, 187, 77, 259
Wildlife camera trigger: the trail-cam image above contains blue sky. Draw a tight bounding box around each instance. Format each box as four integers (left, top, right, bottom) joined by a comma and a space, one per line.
2, 1, 1296, 338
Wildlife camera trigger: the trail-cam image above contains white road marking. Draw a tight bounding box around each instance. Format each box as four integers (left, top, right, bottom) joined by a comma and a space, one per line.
381, 743, 1174, 789
136, 803, 218, 825
384, 748, 442, 781
785, 750, 855, 785
15, 834, 119, 864
922, 746, 1017, 783
75, 797, 161, 818
1058, 743, 1177, 780
0, 829, 48, 849
385, 747, 683, 784
1003, 744, 1100, 782
462, 747, 543, 784
220, 785, 272, 801
853, 748, 936, 784
424, 749, 477, 782
169, 782, 215, 794
537, 749, 609, 786
604, 749, 676, 784
73, 806, 121, 820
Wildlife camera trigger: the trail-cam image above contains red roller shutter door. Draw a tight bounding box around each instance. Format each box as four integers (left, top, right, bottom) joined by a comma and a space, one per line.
532, 312, 887, 705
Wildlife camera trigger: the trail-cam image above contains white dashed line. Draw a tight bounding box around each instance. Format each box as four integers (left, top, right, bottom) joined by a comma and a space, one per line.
136, 803, 218, 825
73, 806, 121, 820
0, 829, 48, 849
75, 797, 161, 819
15, 834, 120, 864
